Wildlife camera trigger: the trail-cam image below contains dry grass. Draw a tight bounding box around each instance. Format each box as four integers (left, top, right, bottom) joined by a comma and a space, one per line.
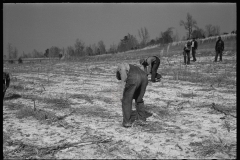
4, 93, 22, 101
3, 131, 11, 144
42, 97, 71, 109
16, 106, 59, 123
95, 139, 139, 159
196, 87, 215, 92
209, 103, 236, 116
94, 96, 114, 104
189, 136, 236, 158
3, 38, 236, 159
5, 102, 25, 110
10, 84, 25, 91
70, 106, 115, 119
218, 88, 236, 94
70, 93, 94, 104
181, 92, 198, 98
90, 66, 106, 73
137, 121, 165, 133
70, 93, 114, 104
145, 104, 174, 119
98, 88, 118, 93
162, 63, 236, 87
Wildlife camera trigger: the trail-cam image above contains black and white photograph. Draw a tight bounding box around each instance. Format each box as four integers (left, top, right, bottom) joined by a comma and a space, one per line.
3, 3, 236, 159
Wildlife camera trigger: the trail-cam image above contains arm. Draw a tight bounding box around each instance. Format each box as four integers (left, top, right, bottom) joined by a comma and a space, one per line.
143, 66, 148, 74
183, 46, 186, 51
116, 63, 129, 100
6, 73, 10, 88
116, 64, 128, 84
146, 57, 156, 74
119, 71, 126, 101
147, 64, 152, 74
184, 44, 189, 52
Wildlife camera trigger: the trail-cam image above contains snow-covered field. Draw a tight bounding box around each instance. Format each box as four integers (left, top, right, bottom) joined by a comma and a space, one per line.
3, 48, 236, 159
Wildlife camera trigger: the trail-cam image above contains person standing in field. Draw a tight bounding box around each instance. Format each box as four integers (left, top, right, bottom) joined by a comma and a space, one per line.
139, 56, 162, 83
191, 38, 198, 61
116, 63, 152, 128
215, 36, 224, 62
183, 40, 192, 65
3, 72, 10, 99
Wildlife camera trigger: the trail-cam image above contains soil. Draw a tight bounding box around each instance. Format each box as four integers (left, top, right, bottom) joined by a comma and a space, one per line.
3, 53, 236, 159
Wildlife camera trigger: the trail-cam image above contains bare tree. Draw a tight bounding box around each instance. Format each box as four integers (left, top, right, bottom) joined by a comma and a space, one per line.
74, 39, 85, 56
180, 13, 197, 39
108, 43, 117, 54
98, 40, 106, 55
172, 29, 179, 42
8, 43, 14, 59
161, 27, 174, 44
85, 45, 94, 56
138, 27, 150, 47
192, 27, 205, 39
205, 24, 220, 37
22, 51, 28, 58
182, 36, 187, 41
67, 46, 75, 57
118, 33, 139, 52
127, 33, 138, 49
213, 25, 221, 36
62, 47, 65, 57
205, 24, 212, 37
91, 43, 98, 56
49, 46, 61, 57
32, 49, 43, 58
44, 49, 48, 57
12, 47, 18, 59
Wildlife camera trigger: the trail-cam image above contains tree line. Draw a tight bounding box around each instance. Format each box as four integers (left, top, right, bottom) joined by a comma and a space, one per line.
6, 13, 236, 59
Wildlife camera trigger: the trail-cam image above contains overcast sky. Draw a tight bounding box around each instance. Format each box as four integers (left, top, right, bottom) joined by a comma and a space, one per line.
3, 3, 236, 57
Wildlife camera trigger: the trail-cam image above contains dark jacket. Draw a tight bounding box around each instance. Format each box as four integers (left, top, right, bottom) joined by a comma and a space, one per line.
192, 40, 198, 50
183, 43, 191, 53
215, 40, 224, 51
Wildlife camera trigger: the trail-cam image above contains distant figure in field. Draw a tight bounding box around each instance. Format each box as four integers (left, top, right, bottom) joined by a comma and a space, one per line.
18, 57, 23, 64
116, 63, 152, 128
191, 38, 198, 61
139, 56, 162, 83
215, 36, 224, 62
59, 53, 63, 59
183, 40, 192, 65
3, 72, 10, 99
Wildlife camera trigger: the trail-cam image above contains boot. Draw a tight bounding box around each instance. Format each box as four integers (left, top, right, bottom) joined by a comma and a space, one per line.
156, 73, 162, 80
122, 122, 132, 128
219, 53, 222, 61
136, 102, 147, 121
215, 53, 218, 62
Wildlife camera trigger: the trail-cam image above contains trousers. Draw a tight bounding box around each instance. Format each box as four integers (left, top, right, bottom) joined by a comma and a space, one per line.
122, 64, 152, 125
183, 51, 190, 64
215, 50, 223, 61
192, 48, 197, 61
150, 57, 161, 82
